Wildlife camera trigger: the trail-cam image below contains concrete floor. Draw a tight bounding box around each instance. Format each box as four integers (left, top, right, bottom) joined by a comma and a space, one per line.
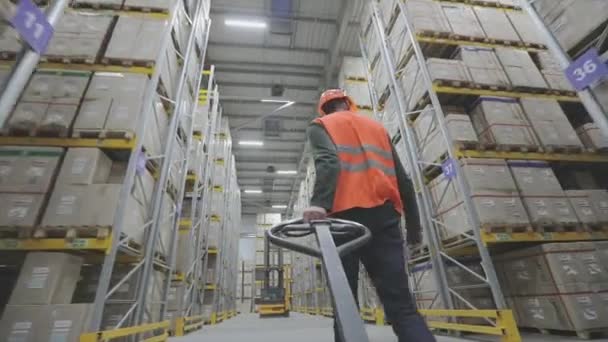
169, 313, 606, 342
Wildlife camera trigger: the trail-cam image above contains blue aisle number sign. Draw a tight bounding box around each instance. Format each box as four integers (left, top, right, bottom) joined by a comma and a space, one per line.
565, 48, 608, 91
442, 158, 457, 180
9, 0, 53, 54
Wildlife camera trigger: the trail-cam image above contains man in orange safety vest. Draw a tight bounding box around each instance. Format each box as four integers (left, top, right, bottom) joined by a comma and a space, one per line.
303, 89, 435, 342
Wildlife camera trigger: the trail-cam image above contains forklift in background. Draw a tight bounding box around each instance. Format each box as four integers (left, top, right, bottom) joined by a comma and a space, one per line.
258, 236, 289, 317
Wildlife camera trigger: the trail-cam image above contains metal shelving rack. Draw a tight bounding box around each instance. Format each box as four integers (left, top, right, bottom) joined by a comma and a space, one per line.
358, 0, 608, 339
0, 0, 216, 337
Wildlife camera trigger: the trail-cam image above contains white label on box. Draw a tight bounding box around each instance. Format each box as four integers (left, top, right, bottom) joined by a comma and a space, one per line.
28, 267, 49, 289
13, 322, 32, 330
57, 195, 76, 215
8, 206, 28, 219
53, 320, 73, 328
71, 157, 87, 175
26, 166, 44, 178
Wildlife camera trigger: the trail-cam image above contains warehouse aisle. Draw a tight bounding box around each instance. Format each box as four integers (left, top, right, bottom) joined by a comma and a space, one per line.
170, 313, 477, 342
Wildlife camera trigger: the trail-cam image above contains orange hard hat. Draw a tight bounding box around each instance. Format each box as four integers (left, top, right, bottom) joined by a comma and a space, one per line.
317, 89, 357, 116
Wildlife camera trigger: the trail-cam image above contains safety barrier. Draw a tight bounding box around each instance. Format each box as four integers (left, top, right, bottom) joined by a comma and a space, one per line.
420, 309, 521, 342
174, 315, 205, 336
80, 321, 170, 342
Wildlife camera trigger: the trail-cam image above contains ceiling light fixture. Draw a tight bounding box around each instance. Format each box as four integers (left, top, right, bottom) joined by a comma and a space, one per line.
225, 19, 267, 29
272, 205, 288, 209
277, 170, 297, 175
239, 140, 264, 146
244, 189, 263, 194
261, 99, 291, 103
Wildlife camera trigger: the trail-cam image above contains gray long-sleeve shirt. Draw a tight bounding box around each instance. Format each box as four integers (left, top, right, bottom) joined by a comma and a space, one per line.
307, 122, 422, 235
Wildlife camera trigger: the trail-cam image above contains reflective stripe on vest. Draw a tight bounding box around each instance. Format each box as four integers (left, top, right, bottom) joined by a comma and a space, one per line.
313, 111, 403, 215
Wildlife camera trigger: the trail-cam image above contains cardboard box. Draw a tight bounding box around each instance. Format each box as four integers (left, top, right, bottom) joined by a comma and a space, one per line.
105, 16, 167, 62
57, 148, 112, 185
441, 3, 485, 39
0, 146, 63, 194
577, 123, 608, 151
495, 48, 547, 89
47, 304, 94, 341
474, 6, 519, 42
520, 98, 583, 150
339, 57, 366, 84
459, 47, 510, 87
41, 184, 89, 227
9, 252, 83, 305
405, 0, 451, 34
0, 305, 44, 342
0, 193, 45, 228
507, 11, 546, 46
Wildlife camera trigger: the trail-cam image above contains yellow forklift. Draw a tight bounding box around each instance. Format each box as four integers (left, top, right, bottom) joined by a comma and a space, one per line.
258, 236, 289, 317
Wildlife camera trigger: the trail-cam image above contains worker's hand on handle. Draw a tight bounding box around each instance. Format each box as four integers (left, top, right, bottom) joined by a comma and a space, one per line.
303, 206, 327, 222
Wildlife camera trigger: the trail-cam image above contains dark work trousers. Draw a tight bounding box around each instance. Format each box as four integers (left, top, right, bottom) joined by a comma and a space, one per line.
332, 202, 435, 342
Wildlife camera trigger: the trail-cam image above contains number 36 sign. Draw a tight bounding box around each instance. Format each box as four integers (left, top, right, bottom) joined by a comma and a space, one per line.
565, 48, 608, 91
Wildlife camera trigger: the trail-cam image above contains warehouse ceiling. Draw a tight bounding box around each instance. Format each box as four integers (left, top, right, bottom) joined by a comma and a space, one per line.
208, 0, 364, 217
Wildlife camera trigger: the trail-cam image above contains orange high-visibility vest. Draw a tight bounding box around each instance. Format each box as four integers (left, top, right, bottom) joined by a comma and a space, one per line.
314, 111, 403, 215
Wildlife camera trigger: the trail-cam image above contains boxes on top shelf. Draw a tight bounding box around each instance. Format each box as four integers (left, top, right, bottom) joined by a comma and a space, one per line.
44, 13, 113, 63
459, 47, 510, 88
339, 57, 367, 85
344, 81, 372, 110
441, 3, 485, 40
506, 11, 546, 46
404, 0, 451, 35
494, 48, 547, 89
533, 0, 608, 52
577, 123, 608, 152
473, 6, 520, 42
104, 16, 168, 65
519, 98, 583, 151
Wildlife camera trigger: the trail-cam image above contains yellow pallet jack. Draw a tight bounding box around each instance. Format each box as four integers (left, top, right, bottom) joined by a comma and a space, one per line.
267, 218, 372, 342
258, 235, 289, 318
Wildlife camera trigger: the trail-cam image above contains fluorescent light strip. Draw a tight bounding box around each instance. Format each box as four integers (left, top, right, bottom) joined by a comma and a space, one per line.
261, 99, 292, 103
225, 19, 267, 29
239, 141, 264, 146
244, 190, 263, 194
272, 205, 288, 209
277, 170, 297, 175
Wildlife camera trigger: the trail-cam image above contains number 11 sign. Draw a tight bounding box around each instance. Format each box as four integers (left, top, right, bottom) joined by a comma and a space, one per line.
9, 0, 53, 54
565, 48, 608, 91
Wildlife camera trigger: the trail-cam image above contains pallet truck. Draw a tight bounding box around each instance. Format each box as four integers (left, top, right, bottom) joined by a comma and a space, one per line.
267, 218, 372, 342
258, 234, 290, 318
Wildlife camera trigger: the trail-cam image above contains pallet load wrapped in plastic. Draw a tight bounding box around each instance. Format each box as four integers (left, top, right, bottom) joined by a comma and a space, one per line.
532, 0, 608, 52
508, 160, 579, 228
441, 3, 485, 39
4, 71, 90, 137
470, 97, 539, 151
577, 123, 608, 152
458, 47, 510, 88
104, 16, 168, 66
431, 158, 530, 239
473, 6, 520, 43
344, 81, 372, 111
495, 242, 608, 338
506, 10, 547, 46
404, 0, 451, 35
520, 98, 583, 152
44, 13, 112, 63
494, 48, 547, 89
413, 106, 478, 164
75, 73, 147, 139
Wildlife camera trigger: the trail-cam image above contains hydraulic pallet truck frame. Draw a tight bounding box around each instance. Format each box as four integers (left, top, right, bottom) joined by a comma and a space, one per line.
258, 235, 289, 318
267, 218, 372, 342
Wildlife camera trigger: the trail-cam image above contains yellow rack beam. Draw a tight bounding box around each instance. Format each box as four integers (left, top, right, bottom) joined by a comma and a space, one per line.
0, 60, 154, 75
420, 309, 520, 341
208, 248, 219, 255
0, 136, 137, 149
0, 238, 112, 252
80, 321, 170, 342
455, 149, 608, 163
433, 84, 580, 102
482, 231, 608, 244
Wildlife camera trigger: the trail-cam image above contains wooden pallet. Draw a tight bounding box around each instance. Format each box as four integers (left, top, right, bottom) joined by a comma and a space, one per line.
34, 226, 111, 240
532, 222, 583, 233
494, 144, 541, 153
2, 124, 70, 138
481, 224, 533, 234
345, 76, 367, 82
70, 2, 123, 11
543, 145, 584, 154
0, 227, 34, 239
453, 140, 496, 151
40, 55, 96, 65
122, 5, 169, 13
0, 51, 17, 60
522, 327, 608, 340
72, 129, 135, 140
101, 57, 155, 68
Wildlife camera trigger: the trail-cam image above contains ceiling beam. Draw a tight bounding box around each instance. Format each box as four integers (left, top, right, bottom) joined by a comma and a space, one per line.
208, 41, 328, 54
218, 81, 319, 91
207, 60, 324, 72
210, 7, 337, 25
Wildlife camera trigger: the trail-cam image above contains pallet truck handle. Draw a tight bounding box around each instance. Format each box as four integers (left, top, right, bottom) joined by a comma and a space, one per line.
266, 218, 371, 258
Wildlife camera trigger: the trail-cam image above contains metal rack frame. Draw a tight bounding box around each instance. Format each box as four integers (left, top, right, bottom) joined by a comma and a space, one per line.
358, 0, 608, 336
